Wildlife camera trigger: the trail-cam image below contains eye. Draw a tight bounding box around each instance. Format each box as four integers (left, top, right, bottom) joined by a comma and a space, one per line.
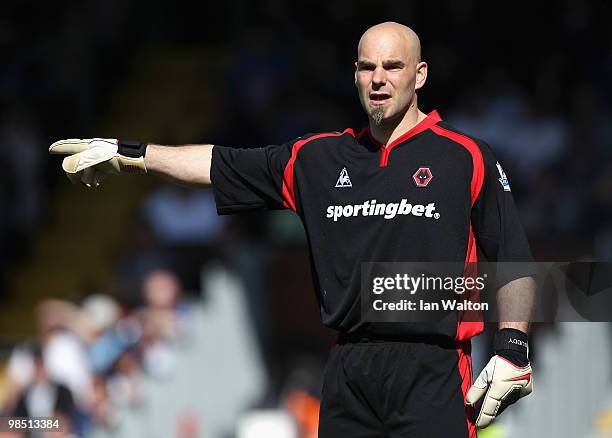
385, 64, 404, 71
357, 62, 375, 71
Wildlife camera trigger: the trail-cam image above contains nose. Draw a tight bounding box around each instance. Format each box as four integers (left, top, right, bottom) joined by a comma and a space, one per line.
372, 66, 387, 89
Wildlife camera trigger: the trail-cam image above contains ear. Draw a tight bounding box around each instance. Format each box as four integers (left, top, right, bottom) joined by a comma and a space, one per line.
415, 61, 428, 90
354, 61, 358, 87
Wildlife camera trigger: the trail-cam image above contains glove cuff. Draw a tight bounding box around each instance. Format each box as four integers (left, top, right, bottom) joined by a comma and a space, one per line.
115, 140, 148, 173
118, 140, 148, 158
494, 328, 529, 367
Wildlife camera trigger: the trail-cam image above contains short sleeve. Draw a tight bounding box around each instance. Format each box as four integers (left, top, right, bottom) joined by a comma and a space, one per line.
471, 142, 536, 285
210, 141, 294, 215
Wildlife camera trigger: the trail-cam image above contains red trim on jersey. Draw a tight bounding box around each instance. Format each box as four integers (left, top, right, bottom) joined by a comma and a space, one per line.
430, 124, 486, 341
456, 341, 477, 438
281, 128, 364, 212
455, 226, 484, 341
430, 125, 484, 205
368, 110, 442, 167
379, 146, 391, 168
428, 124, 486, 341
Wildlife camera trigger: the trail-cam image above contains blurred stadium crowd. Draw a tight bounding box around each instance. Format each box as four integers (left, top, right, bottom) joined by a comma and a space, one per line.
1, 0, 612, 437
3, 272, 191, 435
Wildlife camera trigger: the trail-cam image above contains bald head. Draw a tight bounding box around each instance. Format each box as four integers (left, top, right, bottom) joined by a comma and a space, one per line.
358, 22, 421, 63
354, 22, 428, 129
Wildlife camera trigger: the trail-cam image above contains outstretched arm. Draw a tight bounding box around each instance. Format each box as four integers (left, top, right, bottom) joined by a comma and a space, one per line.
145, 144, 214, 187
49, 138, 215, 188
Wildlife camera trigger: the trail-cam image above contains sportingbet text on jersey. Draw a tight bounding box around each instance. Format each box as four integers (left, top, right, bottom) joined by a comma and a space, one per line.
326, 199, 439, 222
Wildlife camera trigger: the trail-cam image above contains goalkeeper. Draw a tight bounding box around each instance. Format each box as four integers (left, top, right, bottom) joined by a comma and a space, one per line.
50, 22, 535, 438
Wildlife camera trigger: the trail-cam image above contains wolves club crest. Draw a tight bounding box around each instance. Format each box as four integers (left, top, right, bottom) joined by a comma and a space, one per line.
413, 167, 433, 187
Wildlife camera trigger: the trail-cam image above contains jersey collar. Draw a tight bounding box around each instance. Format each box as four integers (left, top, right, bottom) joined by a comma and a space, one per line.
366, 110, 442, 167
367, 109, 442, 149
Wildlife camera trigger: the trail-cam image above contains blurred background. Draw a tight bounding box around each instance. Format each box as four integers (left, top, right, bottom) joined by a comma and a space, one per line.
1, 0, 612, 437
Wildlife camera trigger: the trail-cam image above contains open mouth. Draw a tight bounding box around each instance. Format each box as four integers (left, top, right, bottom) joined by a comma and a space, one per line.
369, 93, 391, 105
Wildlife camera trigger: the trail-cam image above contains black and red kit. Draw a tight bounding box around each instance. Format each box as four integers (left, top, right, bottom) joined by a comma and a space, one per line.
210, 110, 534, 437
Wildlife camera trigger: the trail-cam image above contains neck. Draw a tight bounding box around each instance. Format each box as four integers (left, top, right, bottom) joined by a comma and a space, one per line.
369, 103, 427, 146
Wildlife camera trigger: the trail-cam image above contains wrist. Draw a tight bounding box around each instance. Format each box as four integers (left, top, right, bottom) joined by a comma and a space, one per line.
494, 328, 529, 367
118, 140, 148, 158
116, 140, 148, 173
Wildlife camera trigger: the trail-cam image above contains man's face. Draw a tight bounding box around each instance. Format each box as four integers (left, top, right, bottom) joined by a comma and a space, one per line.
355, 30, 425, 126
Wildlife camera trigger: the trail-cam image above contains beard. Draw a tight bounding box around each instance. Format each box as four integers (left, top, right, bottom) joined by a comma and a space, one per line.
370, 106, 385, 126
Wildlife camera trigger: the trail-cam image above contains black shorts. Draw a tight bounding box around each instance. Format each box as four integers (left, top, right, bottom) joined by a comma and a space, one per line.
318, 334, 476, 438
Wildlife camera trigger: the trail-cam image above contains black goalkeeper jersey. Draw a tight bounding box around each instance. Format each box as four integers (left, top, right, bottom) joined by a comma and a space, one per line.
210, 110, 534, 341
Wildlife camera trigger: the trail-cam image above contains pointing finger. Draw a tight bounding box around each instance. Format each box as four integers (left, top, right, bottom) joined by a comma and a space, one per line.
49, 139, 91, 155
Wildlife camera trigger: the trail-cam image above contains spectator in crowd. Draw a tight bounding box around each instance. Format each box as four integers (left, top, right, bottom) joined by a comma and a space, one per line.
11, 344, 77, 437
138, 270, 192, 378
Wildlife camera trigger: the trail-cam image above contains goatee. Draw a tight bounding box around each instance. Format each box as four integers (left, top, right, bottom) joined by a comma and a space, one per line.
371, 106, 385, 126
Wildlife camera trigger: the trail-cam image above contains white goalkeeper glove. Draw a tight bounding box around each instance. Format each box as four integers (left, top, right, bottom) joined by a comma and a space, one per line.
466, 328, 533, 429
49, 138, 148, 187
